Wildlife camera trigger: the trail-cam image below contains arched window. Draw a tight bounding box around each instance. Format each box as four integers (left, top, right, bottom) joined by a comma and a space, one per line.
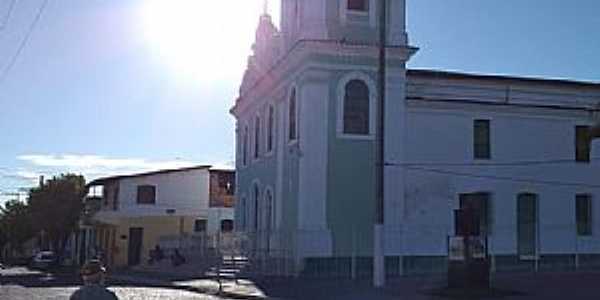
253, 184, 260, 232
265, 189, 274, 232
238, 197, 246, 230
343, 79, 370, 135
242, 126, 249, 166
254, 115, 261, 159
267, 105, 275, 152
288, 89, 297, 141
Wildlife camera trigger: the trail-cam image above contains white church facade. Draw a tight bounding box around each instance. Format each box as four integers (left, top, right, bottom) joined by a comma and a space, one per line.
230, 0, 600, 276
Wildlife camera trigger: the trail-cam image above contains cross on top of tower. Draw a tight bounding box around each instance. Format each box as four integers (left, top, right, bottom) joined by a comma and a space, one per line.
262, 0, 269, 16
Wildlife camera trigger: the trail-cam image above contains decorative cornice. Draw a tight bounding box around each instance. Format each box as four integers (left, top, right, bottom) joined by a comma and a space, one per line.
230, 39, 418, 117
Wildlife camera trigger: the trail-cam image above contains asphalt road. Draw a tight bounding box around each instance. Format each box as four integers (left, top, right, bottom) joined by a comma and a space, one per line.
0, 267, 223, 300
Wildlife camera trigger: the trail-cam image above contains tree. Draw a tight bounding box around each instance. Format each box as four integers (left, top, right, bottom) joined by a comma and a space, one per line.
28, 174, 86, 260
0, 199, 35, 258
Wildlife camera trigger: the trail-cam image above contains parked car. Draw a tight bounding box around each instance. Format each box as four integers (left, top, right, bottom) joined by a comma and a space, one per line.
29, 251, 58, 270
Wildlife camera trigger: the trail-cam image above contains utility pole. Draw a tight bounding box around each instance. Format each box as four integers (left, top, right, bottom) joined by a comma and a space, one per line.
373, 0, 387, 288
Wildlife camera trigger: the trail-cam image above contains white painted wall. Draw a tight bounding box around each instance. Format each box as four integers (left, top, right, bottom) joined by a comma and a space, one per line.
115, 169, 210, 217
397, 78, 600, 256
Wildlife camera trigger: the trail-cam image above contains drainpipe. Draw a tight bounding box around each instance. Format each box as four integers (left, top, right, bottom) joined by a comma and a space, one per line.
373, 0, 387, 288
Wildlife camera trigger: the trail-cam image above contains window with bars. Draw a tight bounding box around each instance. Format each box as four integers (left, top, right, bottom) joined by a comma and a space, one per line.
474, 119, 491, 160
576, 194, 592, 236
343, 79, 370, 135
576, 126, 591, 162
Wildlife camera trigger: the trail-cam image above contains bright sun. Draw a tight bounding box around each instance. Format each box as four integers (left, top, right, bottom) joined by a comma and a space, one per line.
140, 0, 277, 84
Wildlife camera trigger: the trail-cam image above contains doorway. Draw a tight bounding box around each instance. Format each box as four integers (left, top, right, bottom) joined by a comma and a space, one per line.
517, 193, 538, 259
128, 227, 144, 266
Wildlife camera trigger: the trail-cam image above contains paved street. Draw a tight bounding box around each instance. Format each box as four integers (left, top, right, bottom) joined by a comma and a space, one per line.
4, 266, 600, 299
0, 267, 223, 300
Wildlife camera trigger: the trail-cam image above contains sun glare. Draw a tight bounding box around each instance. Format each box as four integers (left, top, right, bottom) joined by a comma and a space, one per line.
140, 0, 277, 84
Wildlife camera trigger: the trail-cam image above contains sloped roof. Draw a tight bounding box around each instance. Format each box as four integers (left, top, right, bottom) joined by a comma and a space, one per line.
87, 165, 212, 186
408, 69, 600, 88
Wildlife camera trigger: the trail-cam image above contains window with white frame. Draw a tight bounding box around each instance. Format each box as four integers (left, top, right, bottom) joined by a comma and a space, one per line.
343, 79, 370, 135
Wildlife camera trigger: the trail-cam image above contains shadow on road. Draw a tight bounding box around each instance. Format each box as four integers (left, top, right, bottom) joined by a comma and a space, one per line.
0, 267, 197, 294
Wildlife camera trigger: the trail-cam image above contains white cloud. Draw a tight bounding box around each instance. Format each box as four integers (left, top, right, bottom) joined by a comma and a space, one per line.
16, 154, 204, 181
210, 160, 235, 170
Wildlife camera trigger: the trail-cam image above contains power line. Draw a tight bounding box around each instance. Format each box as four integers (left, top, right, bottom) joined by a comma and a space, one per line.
405, 166, 600, 189
0, 0, 48, 84
387, 157, 600, 167
0, 0, 16, 30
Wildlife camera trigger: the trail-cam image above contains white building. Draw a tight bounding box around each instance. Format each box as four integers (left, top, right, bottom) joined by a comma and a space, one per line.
77, 166, 235, 268
230, 0, 600, 276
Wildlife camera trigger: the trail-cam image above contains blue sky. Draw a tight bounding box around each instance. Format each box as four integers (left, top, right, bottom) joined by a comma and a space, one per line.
1, 0, 599, 204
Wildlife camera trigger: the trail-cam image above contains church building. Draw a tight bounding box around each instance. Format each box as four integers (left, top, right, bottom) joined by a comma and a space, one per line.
230, 0, 600, 276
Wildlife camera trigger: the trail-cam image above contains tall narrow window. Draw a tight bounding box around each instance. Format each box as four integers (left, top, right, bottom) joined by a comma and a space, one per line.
576, 126, 591, 162
576, 194, 592, 236
267, 105, 274, 152
239, 197, 246, 230
474, 120, 491, 160
243, 126, 249, 166
288, 89, 297, 141
265, 189, 274, 252
265, 190, 274, 231
253, 184, 260, 232
343, 79, 370, 135
254, 116, 261, 159
459, 192, 491, 236
348, 0, 368, 11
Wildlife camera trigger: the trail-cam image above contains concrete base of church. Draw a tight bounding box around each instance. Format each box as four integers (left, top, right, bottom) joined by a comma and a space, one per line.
373, 224, 385, 287
298, 254, 600, 278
